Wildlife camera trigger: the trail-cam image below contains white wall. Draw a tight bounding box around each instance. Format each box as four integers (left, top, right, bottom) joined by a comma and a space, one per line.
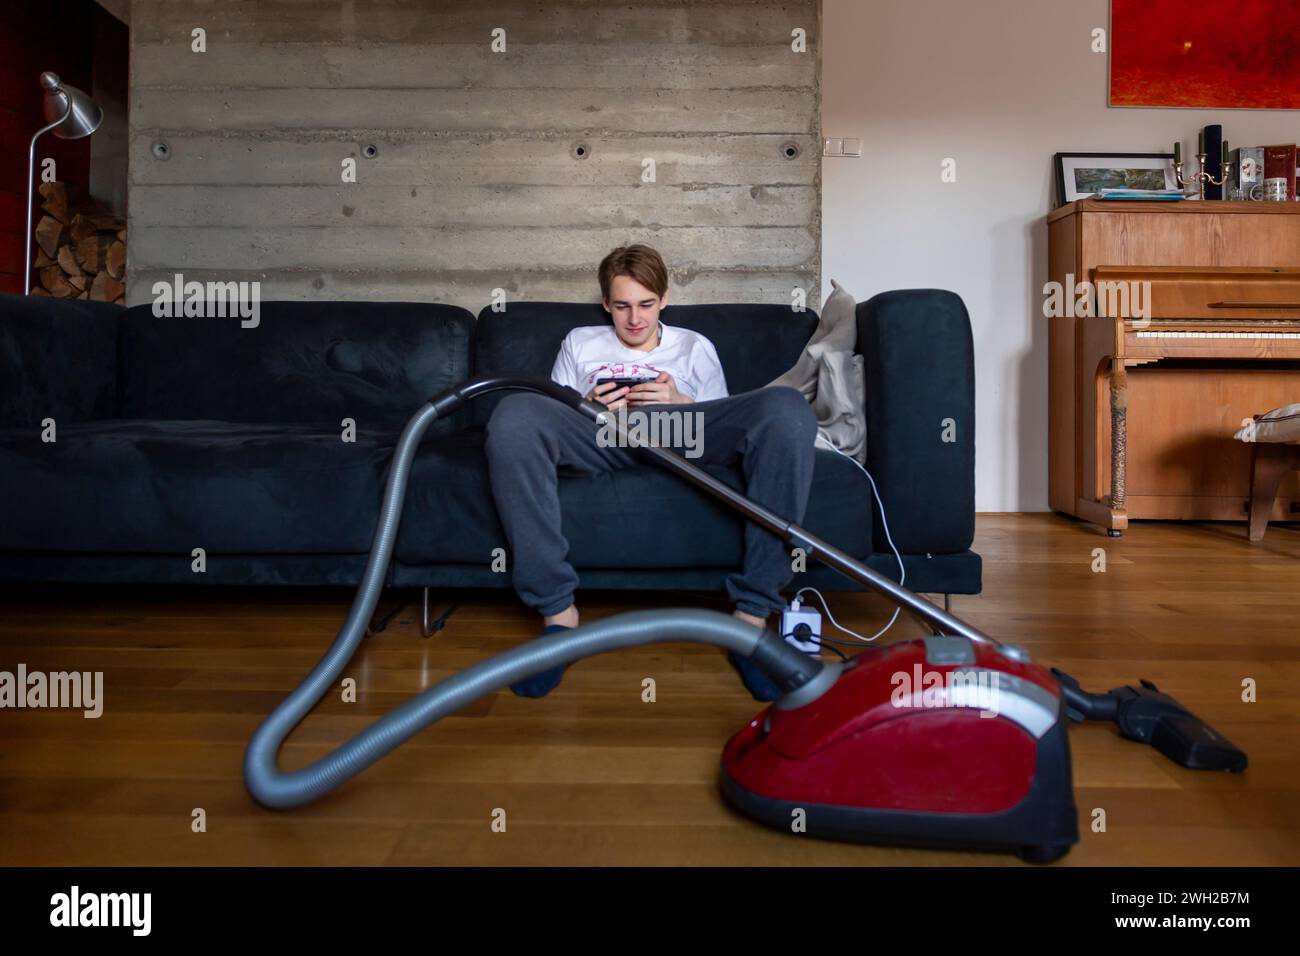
821, 0, 1299, 511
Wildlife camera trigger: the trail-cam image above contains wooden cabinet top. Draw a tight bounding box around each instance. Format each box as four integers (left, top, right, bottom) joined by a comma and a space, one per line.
1048, 198, 1300, 224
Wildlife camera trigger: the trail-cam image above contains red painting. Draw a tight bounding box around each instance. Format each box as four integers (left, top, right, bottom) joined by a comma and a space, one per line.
1110, 0, 1300, 109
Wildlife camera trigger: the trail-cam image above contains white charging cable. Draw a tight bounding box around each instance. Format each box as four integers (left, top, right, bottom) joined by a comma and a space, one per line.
796, 444, 906, 643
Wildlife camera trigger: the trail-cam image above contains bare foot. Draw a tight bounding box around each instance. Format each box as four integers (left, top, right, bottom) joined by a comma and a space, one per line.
544, 605, 579, 629
733, 609, 768, 630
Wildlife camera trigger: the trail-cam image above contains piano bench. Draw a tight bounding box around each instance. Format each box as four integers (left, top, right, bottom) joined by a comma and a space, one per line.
1248, 442, 1300, 543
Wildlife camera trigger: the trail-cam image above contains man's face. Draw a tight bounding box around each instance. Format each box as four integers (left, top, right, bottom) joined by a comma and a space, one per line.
604, 274, 667, 350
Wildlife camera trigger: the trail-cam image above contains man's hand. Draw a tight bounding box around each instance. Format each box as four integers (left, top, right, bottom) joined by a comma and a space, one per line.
587, 379, 632, 412
628, 372, 690, 406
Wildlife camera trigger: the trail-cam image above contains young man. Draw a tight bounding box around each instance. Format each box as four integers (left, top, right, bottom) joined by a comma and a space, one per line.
484, 244, 817, 699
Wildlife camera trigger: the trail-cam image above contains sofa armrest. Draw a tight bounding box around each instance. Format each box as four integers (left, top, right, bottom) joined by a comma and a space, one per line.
855, 289, 975, 557
0, 294, 122, 427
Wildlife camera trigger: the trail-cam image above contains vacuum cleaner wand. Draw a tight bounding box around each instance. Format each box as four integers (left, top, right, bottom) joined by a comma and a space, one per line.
572, 391, 1008, 652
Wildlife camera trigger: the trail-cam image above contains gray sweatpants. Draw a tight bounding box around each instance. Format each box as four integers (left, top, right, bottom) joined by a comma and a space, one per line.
483, 386, 818, 619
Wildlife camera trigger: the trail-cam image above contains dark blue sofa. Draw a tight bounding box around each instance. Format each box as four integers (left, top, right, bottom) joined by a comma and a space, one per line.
0, 292, 980, 601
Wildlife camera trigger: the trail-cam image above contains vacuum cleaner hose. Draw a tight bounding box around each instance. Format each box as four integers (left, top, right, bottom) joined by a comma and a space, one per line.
244, 379, 825, 810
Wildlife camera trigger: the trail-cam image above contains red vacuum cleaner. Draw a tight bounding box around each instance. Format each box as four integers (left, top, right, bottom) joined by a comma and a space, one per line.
245, 377, 1247, 864
722, 638, 1079, 862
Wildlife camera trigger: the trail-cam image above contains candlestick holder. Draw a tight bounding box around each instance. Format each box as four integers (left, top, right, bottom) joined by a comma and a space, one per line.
1174, 152, 1229, 201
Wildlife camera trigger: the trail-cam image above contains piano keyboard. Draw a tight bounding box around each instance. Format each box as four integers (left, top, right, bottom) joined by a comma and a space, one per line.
1134, 330, 1300, 340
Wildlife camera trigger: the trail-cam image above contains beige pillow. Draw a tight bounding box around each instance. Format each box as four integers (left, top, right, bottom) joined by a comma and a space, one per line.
769, 280, 855, 396
767, 280, 866, 462
1234, 403, 1300, 443
810, 344, 866, 464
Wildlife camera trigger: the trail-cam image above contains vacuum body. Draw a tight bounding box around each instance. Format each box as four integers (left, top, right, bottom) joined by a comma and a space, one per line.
721, 636, 1079, 862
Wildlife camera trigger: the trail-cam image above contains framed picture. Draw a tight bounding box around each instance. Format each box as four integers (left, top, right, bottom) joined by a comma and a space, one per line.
1054, 152, 1178, 206
1110, 0, 1300, 109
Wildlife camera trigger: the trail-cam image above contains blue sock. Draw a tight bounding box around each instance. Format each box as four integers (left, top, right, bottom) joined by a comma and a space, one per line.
509, 623, 573, 698
726, 650, 783, 702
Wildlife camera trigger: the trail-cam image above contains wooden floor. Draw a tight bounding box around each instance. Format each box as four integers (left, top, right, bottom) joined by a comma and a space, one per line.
2, 514, 1298, 866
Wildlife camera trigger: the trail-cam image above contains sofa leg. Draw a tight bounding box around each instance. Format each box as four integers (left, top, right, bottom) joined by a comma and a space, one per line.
421, 588, 460, 638
366, 590, 407, 636
944, 593, 952, 614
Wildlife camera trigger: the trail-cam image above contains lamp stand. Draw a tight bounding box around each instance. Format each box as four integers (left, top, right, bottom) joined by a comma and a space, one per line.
25, 101, 72, 295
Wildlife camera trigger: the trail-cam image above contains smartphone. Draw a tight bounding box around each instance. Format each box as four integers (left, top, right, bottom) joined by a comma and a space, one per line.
596, 376, 656, 390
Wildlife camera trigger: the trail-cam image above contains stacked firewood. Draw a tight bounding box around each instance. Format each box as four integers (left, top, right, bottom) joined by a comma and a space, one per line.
29, 182, 126, 303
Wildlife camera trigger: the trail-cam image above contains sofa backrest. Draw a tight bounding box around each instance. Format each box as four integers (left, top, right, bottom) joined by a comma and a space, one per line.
2, 296, 819, 431
117, 301, 475, 431
469, 302, 818, 424
0, 294, 122, 427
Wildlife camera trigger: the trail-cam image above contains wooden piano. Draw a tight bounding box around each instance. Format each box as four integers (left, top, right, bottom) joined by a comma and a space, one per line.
1047, 199, 1300, 534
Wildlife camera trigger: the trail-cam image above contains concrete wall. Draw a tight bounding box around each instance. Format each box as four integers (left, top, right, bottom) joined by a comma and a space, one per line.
822, 0, 1300, 512
90, 3, 130, 216
127, 0, 822, 309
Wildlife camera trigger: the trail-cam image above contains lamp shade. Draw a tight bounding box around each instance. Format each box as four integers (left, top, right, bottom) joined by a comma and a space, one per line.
40, 71, 102, 139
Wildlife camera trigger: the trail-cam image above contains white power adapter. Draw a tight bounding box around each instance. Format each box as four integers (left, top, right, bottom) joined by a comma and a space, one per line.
780, 597, 822, 654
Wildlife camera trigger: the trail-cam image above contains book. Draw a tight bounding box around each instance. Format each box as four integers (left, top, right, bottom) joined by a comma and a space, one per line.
1203, 125, 1223, 200
1263, 144, 1297, 201
1230, 147, 1265, 200
1097, 188, 1185, 201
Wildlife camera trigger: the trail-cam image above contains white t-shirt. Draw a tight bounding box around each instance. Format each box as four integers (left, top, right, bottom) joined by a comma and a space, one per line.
550, 323, 729, 402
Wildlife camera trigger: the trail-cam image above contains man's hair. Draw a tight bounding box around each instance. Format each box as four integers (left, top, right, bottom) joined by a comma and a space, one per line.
599, 244, 669, 302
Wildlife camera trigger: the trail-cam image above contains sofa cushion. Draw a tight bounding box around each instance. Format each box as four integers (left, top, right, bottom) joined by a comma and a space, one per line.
117, 300, 474, 432
1235, 403, 1300, 443
0, 420, 393, 553
395, 428, 872, 567
0, 295, 122, 427
469, 302, 819, 425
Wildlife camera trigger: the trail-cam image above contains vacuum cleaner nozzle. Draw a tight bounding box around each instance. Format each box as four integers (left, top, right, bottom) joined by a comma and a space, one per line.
1052, 669, 1247, 773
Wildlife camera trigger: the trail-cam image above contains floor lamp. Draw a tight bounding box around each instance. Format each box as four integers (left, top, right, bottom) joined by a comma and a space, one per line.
25, 71, 103, 295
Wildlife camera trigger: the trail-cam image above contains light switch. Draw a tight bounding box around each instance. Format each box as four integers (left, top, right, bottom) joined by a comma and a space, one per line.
841, 138, 862, 157
823, 137, 843, 157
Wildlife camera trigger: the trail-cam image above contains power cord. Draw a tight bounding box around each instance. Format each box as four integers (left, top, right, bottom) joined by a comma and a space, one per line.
795, 586, 873, 642
795, 445, 906, 644
783, 630, 849, 662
